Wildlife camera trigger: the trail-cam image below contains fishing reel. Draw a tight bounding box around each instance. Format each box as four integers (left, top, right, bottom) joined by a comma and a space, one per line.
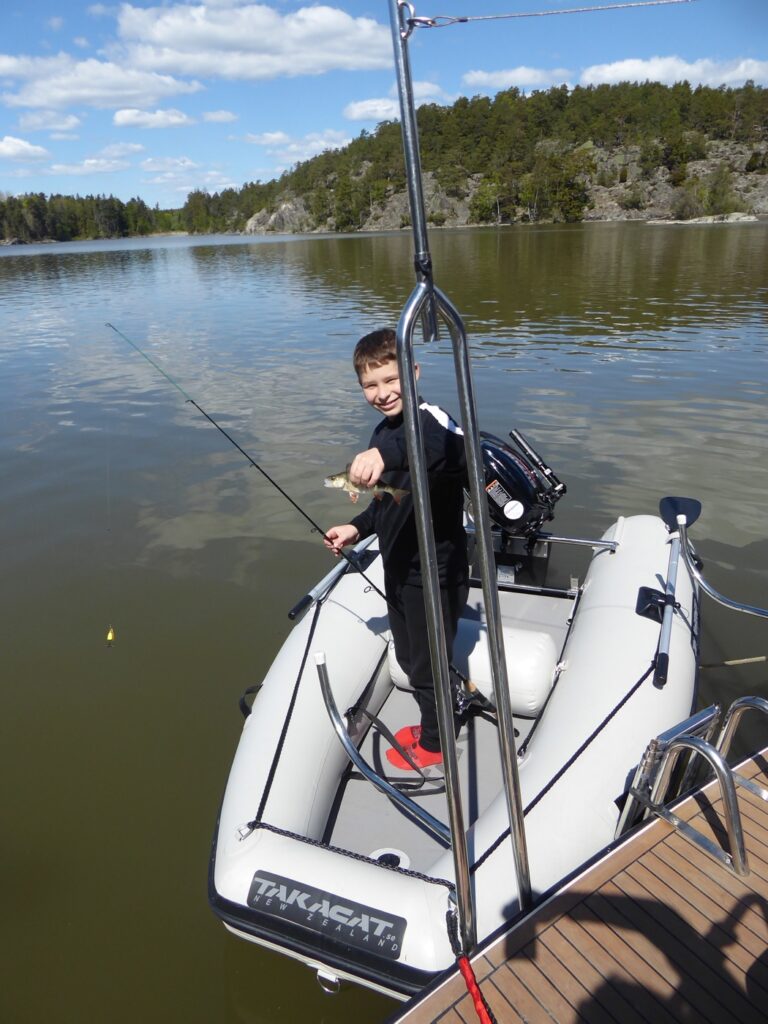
478, 429, 566, 544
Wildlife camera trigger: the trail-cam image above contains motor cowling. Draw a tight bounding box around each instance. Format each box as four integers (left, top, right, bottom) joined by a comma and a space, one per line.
479, 432, 562, 538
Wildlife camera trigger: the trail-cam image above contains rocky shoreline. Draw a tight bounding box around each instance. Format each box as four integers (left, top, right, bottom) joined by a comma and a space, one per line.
244, 140, 768, 235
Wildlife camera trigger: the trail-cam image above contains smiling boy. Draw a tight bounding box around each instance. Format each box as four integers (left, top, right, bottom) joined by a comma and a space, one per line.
324, 328, 469, 770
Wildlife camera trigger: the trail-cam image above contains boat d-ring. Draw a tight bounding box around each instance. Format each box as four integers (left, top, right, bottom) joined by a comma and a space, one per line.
315, 968, 341, 994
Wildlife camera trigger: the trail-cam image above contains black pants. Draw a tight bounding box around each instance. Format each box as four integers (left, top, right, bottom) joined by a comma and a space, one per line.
386, 575, 469, 753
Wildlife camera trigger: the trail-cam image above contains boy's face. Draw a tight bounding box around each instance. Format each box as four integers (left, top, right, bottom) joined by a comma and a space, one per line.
358, 359, 419, 419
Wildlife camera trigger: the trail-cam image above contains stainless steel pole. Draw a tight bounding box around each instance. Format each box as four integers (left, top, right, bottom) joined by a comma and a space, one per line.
388, 0, 532, 941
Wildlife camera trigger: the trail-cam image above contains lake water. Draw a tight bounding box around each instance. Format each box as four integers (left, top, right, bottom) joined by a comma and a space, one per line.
2, 222, 767, 1023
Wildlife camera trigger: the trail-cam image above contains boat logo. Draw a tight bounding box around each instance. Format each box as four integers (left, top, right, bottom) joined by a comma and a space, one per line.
247, 870, 406, 959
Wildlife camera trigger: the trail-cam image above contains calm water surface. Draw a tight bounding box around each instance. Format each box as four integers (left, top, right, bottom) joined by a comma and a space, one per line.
2, 223, 767, 1023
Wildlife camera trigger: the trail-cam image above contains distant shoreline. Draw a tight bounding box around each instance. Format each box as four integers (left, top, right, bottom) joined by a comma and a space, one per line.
2, 214, 765, 248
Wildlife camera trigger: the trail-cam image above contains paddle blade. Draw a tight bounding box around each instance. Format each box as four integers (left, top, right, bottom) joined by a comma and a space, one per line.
659, 496, 702, 531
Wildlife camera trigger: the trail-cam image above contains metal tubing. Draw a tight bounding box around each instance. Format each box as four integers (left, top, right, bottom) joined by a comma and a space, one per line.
390, 0, 438, 341
678, 521, 768, 619
536, 533, 618, 552
653, 529, 682, 687
388, 0, 531, 947
396, 282, 476, 949
650, 735, 748, 875
314, 653, 451, 844
435, 282, 533, 911
288, 535, 376, 619
716, 695, 768, 759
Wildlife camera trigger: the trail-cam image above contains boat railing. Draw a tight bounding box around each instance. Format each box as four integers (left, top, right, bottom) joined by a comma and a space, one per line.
387, 0, 532, 955
617, 695, 768, 876
616, 705, 722, 838
314, 652, 452, 844
287, 534, 377, 620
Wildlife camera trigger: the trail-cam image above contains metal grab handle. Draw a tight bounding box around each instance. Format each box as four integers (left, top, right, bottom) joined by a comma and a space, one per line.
314, 652, 451, 845
678, 521, 768, 620
638, 735, 749, 876
288, 535, 376, 619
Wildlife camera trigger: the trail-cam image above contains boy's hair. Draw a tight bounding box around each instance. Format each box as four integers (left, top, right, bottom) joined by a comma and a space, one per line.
353, 328, 397, 378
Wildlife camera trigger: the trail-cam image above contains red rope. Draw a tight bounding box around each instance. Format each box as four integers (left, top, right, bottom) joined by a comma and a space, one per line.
457, 956, 497, 1024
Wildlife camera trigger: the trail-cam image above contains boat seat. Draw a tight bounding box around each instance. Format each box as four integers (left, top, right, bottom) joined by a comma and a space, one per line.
388, 618, 558, 718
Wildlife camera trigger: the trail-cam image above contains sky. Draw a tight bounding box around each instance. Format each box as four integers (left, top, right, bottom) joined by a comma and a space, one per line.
1, 1, 766, 209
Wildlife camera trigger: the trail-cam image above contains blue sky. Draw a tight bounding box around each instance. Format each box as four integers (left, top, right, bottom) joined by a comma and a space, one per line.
1, 1, 766, 208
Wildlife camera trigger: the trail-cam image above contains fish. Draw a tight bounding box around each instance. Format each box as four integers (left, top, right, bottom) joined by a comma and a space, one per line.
324, 468, 408, 505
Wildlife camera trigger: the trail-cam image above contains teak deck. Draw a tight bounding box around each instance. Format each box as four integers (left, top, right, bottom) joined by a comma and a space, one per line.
390, 748, 768, 1023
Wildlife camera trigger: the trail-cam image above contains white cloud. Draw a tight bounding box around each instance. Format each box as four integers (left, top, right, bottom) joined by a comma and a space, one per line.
18, 110, 82, 133
410, 81, 449, 101
344, 78, 451, 122
203, 109, 238, 123
463, 66, 573, 91
47, 17, 64, 32
344, 97, 398, 121
74, 37, 90, 49
0, 54, 202, 109
246, 127, 350, 164
581, 56, 768, 88
245, 130, 291, 146
113, 107, 195, 128
0, 136, 50, 160
101, 142, 145, 157
115, 2, 391, 79
140, 155, 199, 173
49, 157, 129, 175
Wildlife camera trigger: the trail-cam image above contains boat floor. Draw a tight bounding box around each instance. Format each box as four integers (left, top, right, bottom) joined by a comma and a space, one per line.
326, 586, 572, 872
327, 686, 530, 873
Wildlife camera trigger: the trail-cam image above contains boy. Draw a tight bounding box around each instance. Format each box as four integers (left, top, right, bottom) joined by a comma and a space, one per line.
324, 328, 469, 771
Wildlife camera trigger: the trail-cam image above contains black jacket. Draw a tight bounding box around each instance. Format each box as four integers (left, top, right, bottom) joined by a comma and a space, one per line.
350, 400, 468, 586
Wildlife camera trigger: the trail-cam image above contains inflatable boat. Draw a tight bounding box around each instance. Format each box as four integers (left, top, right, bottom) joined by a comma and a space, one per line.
209, 1, 700, 999
209, 430, 700, 998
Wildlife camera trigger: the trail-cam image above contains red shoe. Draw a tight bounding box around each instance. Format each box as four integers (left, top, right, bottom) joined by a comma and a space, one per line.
393, 725, 421, 747
386, 740, 443, 771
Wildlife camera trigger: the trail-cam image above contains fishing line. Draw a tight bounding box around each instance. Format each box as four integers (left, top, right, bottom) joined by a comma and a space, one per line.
105, 322, 391, 603
106, 322, 477, 694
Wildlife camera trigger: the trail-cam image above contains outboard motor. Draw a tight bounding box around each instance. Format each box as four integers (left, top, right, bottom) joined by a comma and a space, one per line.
479, 429, 566, 543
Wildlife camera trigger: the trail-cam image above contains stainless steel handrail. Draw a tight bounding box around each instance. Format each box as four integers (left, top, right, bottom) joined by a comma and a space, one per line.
615, 704, 722, 838
288, 534, 377, 619
678, 520, 768, 619
717, 695, 768, 757
314, 652, 451, 844
645, 735, 748, 876
389, 0, 531, 955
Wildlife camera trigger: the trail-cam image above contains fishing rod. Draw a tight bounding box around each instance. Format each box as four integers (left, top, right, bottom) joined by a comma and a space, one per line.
105, 322, 391, 598
106, 323, 484, 701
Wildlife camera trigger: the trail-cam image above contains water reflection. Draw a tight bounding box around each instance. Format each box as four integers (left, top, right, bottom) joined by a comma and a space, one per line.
1, 225, 767, 1024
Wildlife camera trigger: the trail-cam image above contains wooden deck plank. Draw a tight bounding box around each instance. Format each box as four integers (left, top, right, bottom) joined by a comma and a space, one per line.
616, 863, 761, 1023
587, 883, 722, 1024
640, 845, 768, 952
490, 957, 575, 1023
540, 925, 626, 1023
574, 895, 682, 1024
655, 841, 768, 952
500, 952, 584, 1024
553, 915, 651, 1024
518, 939, 613, 1024
390, 750, 768, 1024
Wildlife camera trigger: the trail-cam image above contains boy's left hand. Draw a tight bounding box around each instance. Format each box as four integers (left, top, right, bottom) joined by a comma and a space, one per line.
349, 448, 385, 487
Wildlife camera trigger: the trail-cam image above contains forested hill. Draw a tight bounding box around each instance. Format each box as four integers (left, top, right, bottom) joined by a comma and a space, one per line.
2, 81, 767, 243
188, 80, 768, 232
